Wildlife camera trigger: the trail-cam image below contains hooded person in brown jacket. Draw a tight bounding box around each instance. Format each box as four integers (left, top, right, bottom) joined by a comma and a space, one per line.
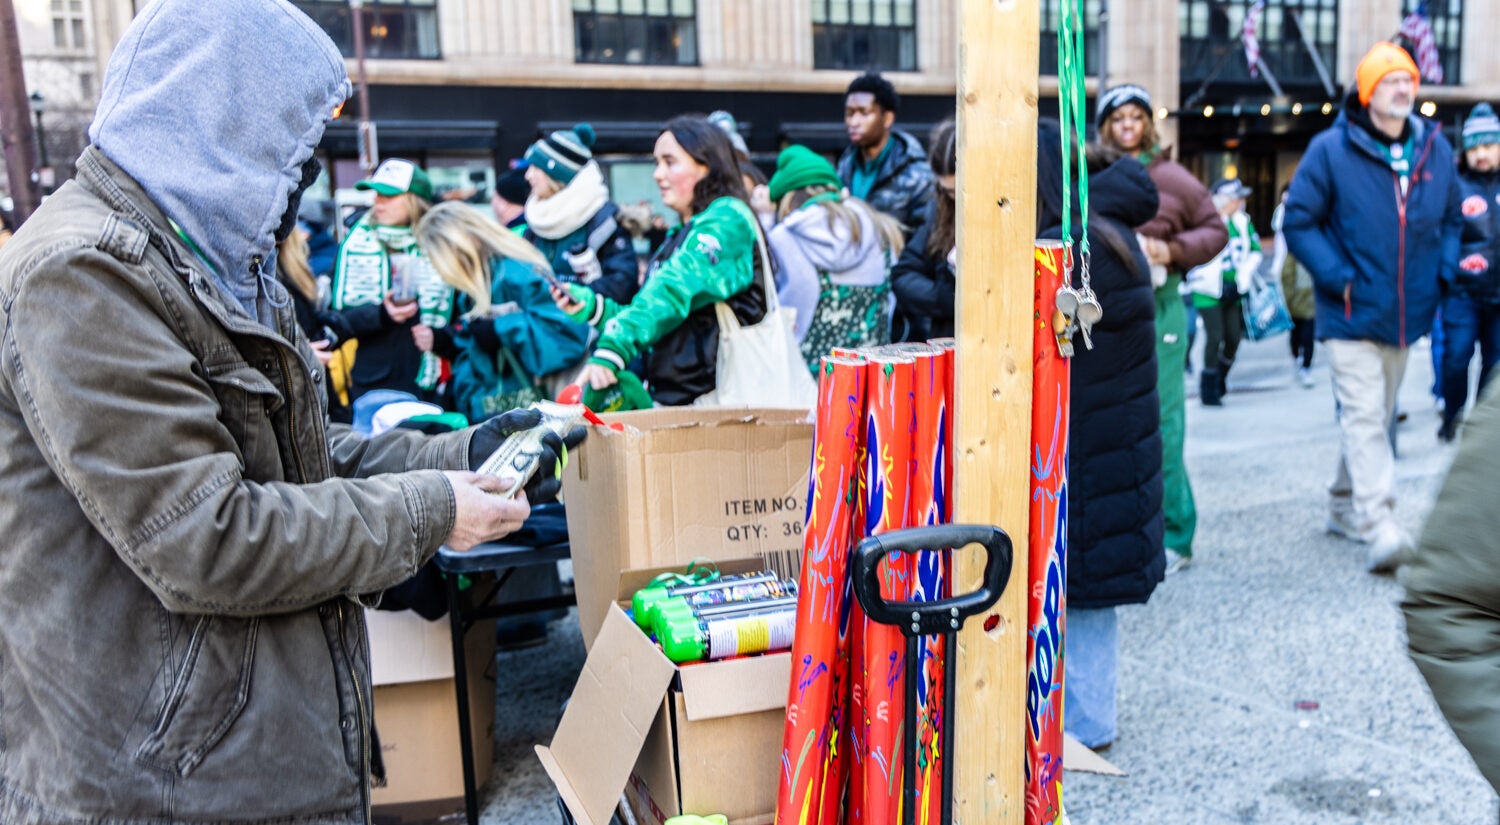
0, 1, 574, 822
1097, 84, 1229, 572
1404, 374, 1500, 793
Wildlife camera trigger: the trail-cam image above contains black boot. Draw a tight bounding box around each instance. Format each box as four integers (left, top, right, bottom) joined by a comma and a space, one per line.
1438, 416, 1459, 443
1201, 369, 1223, 406
1218, 357, 1234, 397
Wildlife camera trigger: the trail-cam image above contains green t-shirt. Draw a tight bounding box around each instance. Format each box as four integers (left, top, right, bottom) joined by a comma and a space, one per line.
849, 139, 893, 201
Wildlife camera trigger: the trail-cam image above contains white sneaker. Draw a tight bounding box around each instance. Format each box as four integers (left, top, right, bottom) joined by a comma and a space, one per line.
1367, 521, 1412, 574
1297, 367, 1314, 388
1164, 549, 1193, 574
1326, 511, 1370, 542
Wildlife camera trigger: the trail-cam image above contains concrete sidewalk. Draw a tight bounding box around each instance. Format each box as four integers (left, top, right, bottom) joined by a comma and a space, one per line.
1066, 333, 1496, 823
470, 331, 1495, 824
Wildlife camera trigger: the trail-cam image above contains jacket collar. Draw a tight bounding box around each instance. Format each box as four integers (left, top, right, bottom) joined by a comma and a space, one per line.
842, 129, 924, 187
76, 146, 299, 345
1337, 101, 1431, 169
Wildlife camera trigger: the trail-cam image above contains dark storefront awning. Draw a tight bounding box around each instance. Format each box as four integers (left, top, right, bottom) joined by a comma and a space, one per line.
321, 119, 500, 155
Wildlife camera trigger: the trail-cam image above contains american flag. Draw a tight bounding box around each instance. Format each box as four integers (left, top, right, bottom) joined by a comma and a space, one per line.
1242, 0, 1266, 79
1399, 2, 1445, 84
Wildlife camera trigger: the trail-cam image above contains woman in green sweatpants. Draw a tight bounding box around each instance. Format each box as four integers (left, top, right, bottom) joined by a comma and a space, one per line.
1097, 82, 1228, 570
1156, 273, 1197, 563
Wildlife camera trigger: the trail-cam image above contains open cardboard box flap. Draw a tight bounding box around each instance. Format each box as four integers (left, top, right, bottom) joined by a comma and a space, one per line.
597, 406, 812, 433
538, 607, 677, 825
678, 654, 789, 721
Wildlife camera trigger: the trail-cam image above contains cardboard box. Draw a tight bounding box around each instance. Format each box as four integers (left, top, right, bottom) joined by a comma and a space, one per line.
365, 609, 496, 814
538, 564, 791, 825
563, 407, 813, 649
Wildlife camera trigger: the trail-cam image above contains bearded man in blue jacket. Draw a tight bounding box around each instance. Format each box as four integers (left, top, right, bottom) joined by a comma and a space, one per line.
1284, 41, 1463, 575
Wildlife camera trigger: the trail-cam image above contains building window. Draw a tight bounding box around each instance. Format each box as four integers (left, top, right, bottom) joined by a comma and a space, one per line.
812, 0, 917, 72
1399, 0, 1461, 85
291, 0, 441, 60
573, 0, 699, 66
1179, 0, 1339, 90
50, 0, 86, 50
1038, 0, 1100, 77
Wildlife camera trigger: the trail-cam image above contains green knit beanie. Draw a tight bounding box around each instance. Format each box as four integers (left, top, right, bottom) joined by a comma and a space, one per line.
768, 145, 842, 203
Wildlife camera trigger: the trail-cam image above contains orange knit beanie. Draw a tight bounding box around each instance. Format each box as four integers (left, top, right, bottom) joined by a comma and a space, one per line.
1356, 42, 1420, 106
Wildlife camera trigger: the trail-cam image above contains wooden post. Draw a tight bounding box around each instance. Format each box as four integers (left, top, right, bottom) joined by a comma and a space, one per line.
0, 0, 41, 224
952, 0, 1039, 821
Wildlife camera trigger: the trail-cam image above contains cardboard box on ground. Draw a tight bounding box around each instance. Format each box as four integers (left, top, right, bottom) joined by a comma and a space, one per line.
540, 560, 790, 825
563, 407, 814, 649
365, 608, 497, 822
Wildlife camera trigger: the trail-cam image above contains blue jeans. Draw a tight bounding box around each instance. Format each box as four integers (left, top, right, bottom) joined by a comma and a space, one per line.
1440, 292, 1500, 428
1063, 606, 1118, 748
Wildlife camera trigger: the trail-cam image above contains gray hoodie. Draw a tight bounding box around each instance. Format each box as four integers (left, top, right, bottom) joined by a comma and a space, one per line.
768, 200, 894, 342
88, 0, 352, 325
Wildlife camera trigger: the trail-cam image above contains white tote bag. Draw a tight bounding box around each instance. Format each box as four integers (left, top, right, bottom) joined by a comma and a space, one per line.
702, 207, 817, 409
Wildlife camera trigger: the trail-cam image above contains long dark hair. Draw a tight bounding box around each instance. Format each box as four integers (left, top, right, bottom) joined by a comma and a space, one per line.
662, 115, 751, 216
927, 118, 957, 262
1037, 119, 1147, 281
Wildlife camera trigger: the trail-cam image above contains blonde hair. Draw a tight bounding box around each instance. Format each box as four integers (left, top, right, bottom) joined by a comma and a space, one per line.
415, 202, 552, 318
277, 230, 318, 302
775, 185, 905, 257
403, 193, 432, 226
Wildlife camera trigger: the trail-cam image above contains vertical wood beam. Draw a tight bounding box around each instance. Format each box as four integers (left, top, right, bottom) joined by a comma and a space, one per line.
952, 0, 1038, 821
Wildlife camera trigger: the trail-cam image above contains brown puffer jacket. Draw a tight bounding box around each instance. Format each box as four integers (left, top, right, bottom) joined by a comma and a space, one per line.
1136, 155, 1228, 273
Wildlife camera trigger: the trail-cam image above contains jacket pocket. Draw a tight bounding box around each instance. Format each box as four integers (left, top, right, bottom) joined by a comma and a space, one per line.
135, 616, 259, 777
205, 362, 284, 476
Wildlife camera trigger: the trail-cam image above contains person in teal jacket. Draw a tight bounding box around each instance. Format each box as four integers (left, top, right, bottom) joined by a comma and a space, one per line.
414, 202, 591, 423
553, 116, 768, 406
523, 123, 640, 306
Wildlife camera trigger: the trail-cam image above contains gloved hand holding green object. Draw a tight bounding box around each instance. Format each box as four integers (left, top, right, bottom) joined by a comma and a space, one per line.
583, 369, 652, 413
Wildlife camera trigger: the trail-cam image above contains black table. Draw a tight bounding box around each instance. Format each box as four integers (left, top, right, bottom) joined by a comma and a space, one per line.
433, 503, 574, 825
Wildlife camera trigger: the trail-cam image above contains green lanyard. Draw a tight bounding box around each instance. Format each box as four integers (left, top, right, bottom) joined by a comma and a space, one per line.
169, 219, 216, 274
1056, 0, 1091, 274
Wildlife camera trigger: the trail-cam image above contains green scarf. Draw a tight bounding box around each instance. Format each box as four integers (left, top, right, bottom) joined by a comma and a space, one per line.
331, 218, 455, 391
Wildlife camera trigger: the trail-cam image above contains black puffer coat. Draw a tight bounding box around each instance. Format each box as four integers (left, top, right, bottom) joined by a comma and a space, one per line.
890, 204, 955, 342
1037, 123, 1165, 609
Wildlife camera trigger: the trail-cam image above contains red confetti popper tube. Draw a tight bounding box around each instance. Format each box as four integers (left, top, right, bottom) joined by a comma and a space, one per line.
776, 355, 868, 825
1025, 240, 1069, 825
850, 352, 915, 825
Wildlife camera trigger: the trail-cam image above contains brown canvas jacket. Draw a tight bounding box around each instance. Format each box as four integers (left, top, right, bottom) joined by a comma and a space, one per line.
0, 147, 464, 824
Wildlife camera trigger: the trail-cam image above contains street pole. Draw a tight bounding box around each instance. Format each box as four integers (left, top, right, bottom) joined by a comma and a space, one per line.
29, 92, 48, 195
350, 0, 377, 172
953, 0, 1037, 820
1097, 0, 1109, 99
31, 101, 45, 168
0, 0, 41, 223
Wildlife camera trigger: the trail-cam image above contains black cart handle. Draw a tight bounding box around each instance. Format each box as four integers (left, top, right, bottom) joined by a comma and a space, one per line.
852, 524, 1013, 637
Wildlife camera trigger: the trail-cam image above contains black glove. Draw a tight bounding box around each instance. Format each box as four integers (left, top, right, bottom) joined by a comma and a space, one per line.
470, 317, 502, 357
466, 409, 589, 503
